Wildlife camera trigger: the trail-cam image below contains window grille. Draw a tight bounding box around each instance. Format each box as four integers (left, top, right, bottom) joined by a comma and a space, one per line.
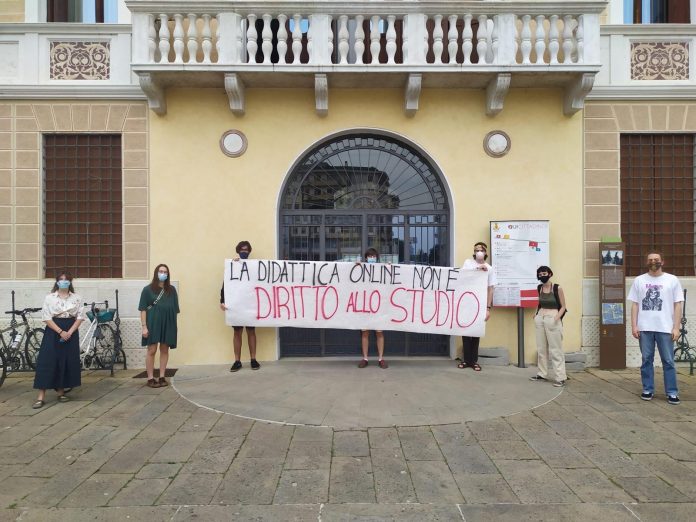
43, 134, 122, 278
620, 133, 695, 276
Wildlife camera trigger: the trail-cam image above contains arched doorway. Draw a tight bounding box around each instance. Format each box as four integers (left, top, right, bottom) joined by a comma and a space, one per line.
278, 131, 451, 357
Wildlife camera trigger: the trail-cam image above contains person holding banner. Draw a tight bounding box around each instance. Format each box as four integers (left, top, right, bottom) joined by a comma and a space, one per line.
139, 264, 180, 388
530, 266, 567, 387
358, 248, 388, 369
458, 242, 495, 371
220, 241, 260, 372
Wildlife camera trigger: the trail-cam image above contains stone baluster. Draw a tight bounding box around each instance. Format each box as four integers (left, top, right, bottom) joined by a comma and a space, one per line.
307, 17, 313, 63
476, 15, 488, 64
328, 16, 334, 62
491, 15, 499, 64
337, 15, 349, 64
447, 15, 458, 64
158, 14, 170, 63
277, 14, 288, 64
520, 15, 532, 64
292, 14, 302, 64
173, 14, 185, 63
370, 16, 381, 64
147, 14, 156, 62
354, 15, 365, 64
576, 15, 584, 64
186, 14, 198, 64
262, 14, 273, 64
246, 14, 258, 63
386, 15, 397, 64
201, 14, 212, 63
462, 14, 473, 64
534, 15, 545, 64
548, 14, 559, 64
215, 14, 220, 62
562, 15, 573, 64
432, 15, 443, 64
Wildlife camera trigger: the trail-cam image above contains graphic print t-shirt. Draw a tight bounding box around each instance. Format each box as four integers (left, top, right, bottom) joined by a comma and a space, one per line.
627, 273, 684, 333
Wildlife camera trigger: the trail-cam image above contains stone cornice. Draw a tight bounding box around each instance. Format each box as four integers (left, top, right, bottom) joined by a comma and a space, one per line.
0, 85, 146, 99
587, 85, 696, 100
0, 23, 132, 35
125, 0, 608, 16
600, 24, 696, 37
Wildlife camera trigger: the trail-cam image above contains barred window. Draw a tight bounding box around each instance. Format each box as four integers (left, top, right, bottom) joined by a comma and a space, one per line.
43, 134, 122, 278
620, 134, 695, 276
625, 0, 690, 24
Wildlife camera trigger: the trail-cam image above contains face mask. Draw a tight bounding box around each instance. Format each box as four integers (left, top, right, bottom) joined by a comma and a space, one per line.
158, 272, 168, 282
57, 280, 70, 290
475, 251, 485, 261
367, 256, 377, 264
648, 261, 662, 270
538, 275, 550, 283
239, 252, 250, 259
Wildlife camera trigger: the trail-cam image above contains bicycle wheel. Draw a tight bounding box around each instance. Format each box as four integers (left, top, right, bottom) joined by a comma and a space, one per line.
24, 327, 44, 370
0, 350, 6, 387
94, 324, 117, 370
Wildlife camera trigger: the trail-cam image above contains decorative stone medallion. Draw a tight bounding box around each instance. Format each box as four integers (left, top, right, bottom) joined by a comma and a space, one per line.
50, 41, 110, 80
220, 130, 248, 157
483, 130, 511, 158
631, 42, 689, 80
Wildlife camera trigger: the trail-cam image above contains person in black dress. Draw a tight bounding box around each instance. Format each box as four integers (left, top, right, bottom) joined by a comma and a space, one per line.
33, 271, 85, 409
139, 263, 180, 388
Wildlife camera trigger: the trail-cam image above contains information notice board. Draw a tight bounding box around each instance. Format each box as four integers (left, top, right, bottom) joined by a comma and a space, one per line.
490, 220, 550, 308
599, 242, 626, 369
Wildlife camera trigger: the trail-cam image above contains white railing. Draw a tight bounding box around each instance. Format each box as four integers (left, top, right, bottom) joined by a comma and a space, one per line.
127, 1, 604, 68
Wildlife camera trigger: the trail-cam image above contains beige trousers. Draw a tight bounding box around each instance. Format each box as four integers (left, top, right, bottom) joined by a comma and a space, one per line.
534, 313, 567, 382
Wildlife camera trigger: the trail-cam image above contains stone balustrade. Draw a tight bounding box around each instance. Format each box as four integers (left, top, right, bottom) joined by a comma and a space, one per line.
125, 1, 606, 115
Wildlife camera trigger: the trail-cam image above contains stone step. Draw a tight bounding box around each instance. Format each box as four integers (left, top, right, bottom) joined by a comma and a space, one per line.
566, 361, 586, 372
479, 347, 510, 366
565, 351, 587, 363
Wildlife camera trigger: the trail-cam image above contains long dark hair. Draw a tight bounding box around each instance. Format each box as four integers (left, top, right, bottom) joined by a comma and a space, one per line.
149, 263, 173, 294
51, 270, 75, 293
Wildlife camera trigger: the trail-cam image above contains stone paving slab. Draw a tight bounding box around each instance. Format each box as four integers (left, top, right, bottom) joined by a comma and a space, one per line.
0, 366, 694, 519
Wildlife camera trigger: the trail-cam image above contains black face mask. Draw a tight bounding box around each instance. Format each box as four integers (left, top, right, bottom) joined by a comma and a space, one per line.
538, 275, 551, 283
239, 251, 250, 259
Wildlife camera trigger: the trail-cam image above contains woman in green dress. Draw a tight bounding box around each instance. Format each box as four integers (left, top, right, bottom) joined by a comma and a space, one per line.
139, 263, 179, 388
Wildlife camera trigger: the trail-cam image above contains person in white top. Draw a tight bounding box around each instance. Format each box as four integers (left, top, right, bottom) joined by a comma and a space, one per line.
32, 271, 85, 409
627, 251, 683, 405
458, 242, 495, 371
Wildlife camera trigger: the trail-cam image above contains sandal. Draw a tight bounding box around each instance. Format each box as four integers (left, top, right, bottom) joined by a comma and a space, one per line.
32, 399, 44, 409
57, 395, 70, 403
457, 362, 469, 369
146, 378, 160, 388
472, 363, 482, 372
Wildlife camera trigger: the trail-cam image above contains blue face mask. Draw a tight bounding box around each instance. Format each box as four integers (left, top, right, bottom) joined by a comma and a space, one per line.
239, 251, 250, 259
367, 256, 377, 264
57, 280, 70, 290
158, 272, 168, 282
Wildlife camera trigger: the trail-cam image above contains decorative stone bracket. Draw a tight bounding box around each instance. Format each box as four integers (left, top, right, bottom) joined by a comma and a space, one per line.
225, 73, 246, 115
315, 74, 329, 116
564, 72, 595, 116
486, 73, 511, 116
138, 73, 166, 115
404, 74, 422, 117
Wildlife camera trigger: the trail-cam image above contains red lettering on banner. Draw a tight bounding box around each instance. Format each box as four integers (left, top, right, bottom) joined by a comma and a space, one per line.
275, 286, 291, 319
255, 287, 272, 319
321, 286, 339, 319
389, 288, 408, 323
455, 291, 479, 328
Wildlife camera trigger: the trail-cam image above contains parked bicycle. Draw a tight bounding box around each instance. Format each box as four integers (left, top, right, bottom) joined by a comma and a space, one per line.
80, 296, 127, 376
0, 291, 45, 386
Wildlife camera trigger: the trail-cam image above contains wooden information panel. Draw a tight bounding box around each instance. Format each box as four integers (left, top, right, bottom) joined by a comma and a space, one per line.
599, 242, 626, 369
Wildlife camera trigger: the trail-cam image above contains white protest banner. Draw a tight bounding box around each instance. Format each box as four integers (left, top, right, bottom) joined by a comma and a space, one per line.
224, 260, 488, 336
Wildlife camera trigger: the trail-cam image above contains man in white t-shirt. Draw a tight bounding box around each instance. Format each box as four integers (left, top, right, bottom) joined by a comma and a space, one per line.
457, 242, 496, 371
627, 251, 683, 405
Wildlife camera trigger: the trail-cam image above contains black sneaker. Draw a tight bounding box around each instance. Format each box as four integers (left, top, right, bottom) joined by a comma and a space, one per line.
552, 380, 566, 388
250, 359, 261, 370
640, 392, 653, 401
230, 361, 242, 372
529, 375, 546, 381
667, 395, 681, 405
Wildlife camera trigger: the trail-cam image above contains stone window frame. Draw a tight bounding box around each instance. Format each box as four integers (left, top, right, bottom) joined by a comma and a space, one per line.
0, 102, 148, 280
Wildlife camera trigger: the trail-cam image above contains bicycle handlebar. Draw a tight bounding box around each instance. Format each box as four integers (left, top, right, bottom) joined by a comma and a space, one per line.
4, 307, 42, 315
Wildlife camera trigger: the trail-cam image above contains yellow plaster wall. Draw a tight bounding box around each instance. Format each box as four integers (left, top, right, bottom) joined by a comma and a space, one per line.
149, 88, 583, 366
0, 0, 24, 22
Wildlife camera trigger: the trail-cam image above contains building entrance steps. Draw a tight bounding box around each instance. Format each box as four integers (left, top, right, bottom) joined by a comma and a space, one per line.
172, 361, 561, 429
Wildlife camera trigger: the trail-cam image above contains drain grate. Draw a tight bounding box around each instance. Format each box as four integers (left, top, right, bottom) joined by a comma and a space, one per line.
133, 368, 178, 378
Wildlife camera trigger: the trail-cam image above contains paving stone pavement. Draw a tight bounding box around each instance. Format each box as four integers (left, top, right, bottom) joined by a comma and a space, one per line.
0, 366, 694, 521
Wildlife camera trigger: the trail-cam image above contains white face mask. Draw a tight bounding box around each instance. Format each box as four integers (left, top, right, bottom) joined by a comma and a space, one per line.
475, 251, 485, 261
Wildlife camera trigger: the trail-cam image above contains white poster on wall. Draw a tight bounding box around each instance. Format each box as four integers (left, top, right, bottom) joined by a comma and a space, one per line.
490, 220, 550, 308
223, 259, 488, 336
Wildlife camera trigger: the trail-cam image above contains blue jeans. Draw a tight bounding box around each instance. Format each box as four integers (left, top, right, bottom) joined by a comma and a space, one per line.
639, 331, 678, 396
